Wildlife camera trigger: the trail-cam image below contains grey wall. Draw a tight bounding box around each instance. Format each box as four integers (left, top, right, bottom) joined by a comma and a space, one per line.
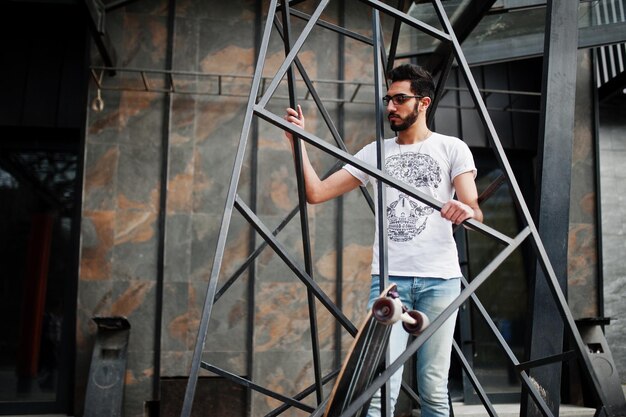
76, 1, 622, 416
569, 50, 601, 319
599, 93, 626, 384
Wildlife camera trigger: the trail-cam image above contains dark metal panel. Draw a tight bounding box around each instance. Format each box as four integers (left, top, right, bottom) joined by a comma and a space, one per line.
522, 1, 579, 416
452, 339, 498, 417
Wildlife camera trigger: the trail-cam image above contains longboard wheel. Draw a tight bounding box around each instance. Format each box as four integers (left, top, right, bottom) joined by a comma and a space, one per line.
402, 310, 430, 335
372, 297, 402, 324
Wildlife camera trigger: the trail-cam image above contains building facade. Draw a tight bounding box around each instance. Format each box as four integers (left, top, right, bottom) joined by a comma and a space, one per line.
0, 0, 624, 416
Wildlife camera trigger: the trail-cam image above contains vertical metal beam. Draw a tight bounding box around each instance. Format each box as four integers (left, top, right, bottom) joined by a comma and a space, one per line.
279, 0, 324, 403
429, 1, 608, 415
372, 9, 391, 416
246, 2, 263, 415
522, 1, 579, 416
386, 0, 406, 74
334, 0, 346, 373
153, 0, 176, 412
372, 6, 389, 308
591, 49, 605, 320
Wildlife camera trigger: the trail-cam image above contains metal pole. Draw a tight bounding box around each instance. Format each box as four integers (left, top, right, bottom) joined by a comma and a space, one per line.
522, 1, 580, 415
279, 0, 324, 403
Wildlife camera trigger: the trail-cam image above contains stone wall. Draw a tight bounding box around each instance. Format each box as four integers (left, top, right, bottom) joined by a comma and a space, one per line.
78, 1, 380, 415
599, 94, 626, 383
77, 1, 620, 416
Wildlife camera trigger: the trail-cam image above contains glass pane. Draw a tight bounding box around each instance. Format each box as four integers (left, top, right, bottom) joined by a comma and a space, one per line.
464, 153, 533, 399
0, 146, 77, 403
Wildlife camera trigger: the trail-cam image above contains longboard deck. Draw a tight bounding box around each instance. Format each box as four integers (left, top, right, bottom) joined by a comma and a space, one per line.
324, 284, 397, 417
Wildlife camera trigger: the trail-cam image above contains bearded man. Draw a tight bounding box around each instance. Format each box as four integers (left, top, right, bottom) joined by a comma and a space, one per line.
284, 63, 483, 417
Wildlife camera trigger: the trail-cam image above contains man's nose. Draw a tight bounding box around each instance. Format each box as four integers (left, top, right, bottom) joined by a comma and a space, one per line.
386, 101, 396, 112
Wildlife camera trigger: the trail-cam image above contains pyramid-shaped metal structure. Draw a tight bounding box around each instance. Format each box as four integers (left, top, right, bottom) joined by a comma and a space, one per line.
180, 1, 614, 416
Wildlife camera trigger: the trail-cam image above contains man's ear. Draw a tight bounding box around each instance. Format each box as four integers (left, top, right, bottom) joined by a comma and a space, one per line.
420, 96, 432, 111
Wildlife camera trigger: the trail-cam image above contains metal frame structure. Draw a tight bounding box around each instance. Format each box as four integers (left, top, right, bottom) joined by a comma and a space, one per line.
179, 1, 616, 417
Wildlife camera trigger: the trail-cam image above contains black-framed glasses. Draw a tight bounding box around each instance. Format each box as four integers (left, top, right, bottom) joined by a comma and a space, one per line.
382, 94, 424, 106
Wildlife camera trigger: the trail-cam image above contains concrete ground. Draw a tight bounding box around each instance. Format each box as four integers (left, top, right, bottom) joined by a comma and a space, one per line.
446, 403, 596, 417
5, 385, 625, 417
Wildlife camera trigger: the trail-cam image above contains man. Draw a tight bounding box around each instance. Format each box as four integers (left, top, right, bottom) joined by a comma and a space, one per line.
284, 63, 482, 417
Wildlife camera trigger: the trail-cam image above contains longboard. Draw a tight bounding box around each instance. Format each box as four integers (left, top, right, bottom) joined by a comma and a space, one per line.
324, 284, 429, 417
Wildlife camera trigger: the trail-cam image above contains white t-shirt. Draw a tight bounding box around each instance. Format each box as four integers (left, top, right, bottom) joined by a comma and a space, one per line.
343, 133, 476, 278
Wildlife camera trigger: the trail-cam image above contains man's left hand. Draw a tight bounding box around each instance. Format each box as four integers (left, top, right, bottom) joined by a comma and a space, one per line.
441, 200, 474, 225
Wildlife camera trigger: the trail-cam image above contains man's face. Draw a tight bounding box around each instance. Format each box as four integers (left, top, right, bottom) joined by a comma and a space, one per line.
385, 80, 421, 132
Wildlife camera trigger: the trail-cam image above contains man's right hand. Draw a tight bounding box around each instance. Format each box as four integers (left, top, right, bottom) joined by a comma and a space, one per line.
281, 103, 361, 204
284, 104, 305, 141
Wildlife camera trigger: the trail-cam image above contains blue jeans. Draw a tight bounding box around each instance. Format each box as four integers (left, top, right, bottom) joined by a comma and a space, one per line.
366, 275, 461, 417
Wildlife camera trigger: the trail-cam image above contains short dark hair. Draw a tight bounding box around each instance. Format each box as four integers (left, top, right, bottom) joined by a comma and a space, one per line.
387, 64, 435, 99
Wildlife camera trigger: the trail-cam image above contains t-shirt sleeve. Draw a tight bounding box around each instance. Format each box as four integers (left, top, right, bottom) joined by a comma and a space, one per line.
342, 144, 371, 186
450, 140, 477, 180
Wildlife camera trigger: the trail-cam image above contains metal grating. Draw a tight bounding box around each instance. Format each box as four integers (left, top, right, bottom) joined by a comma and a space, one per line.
592, 0, 626, 87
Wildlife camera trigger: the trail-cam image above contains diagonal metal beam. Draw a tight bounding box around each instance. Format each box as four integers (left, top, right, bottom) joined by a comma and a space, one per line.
257, 0, 330, 108
272, 19, 376, 211
234, 195, 358, 336
336, 227, 532, 417
201, 363, 315, 413
385, 0, 407, 74
359, 0, 451, 42
288, 8, 373, 45
104, 0, 140, 11
431, 0, 611, 413
462, 275, 557, 417
254, 106, 514, 246
452, 341, 499, 417
265, 369, 339, 417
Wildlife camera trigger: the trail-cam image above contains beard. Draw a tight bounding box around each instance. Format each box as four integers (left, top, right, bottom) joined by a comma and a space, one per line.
388, 103, 419, 132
